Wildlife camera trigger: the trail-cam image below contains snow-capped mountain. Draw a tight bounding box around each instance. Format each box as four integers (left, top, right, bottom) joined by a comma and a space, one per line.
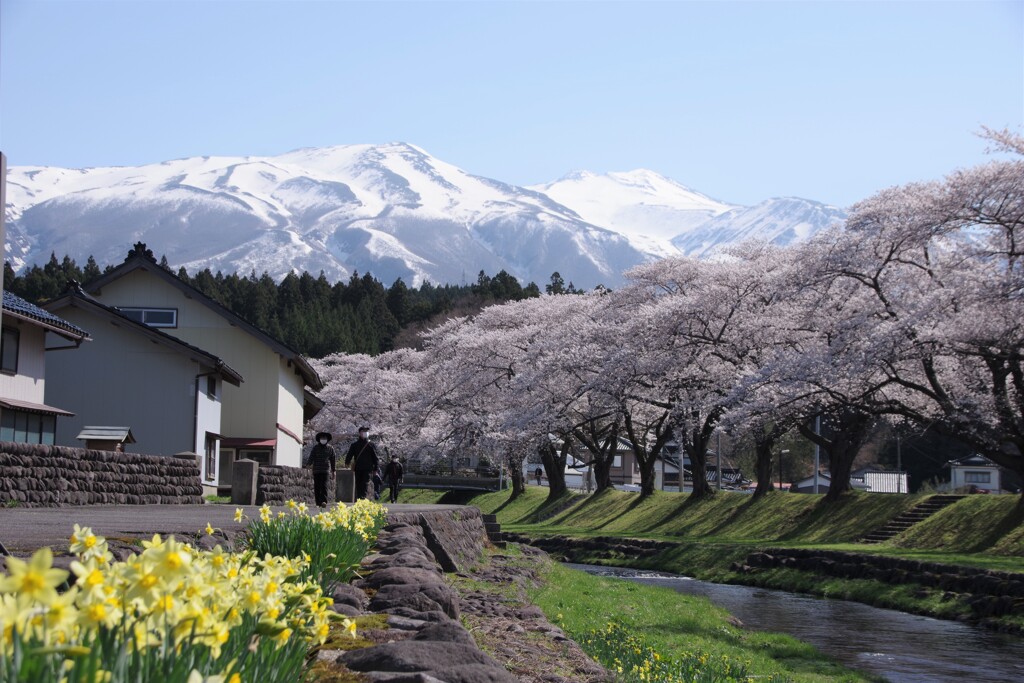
4, 143, 845, 289
529, 169, 735, 258
670, 197, 846, 258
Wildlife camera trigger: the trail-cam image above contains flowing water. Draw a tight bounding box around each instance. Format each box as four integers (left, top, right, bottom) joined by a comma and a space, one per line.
566, 563, 1024, 683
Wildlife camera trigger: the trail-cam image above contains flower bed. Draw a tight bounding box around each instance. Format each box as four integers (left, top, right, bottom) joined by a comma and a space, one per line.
0, 499, 388, 683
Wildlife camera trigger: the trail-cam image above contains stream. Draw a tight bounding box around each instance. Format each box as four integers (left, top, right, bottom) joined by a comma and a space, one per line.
566, 563, 1024, 683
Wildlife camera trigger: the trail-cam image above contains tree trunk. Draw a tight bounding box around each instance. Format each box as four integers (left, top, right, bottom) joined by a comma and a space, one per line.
507, 453, 525, 498
688, 443, 713, 499
623, 411, 672, 497
752, 421, 789, 499
541, 438, 569, 500
752, 437, 776, 499
573, 419, 619, 493
798, 409, 874, 501
680, 409, 722, 500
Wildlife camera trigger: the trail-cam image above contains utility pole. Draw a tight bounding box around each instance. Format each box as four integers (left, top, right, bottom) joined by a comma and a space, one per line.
813, 415, 821, 494
896, 436, 902, 494
716, 431, 722, 491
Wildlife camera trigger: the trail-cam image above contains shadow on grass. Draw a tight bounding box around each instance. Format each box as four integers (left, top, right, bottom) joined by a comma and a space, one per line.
638, 492, 716, 535
968, 501, 1024, 553
589, 490, 650, 531
704, 496, 760, 537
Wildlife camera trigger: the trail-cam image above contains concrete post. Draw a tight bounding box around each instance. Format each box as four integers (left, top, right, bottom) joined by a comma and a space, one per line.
335, 469, 355, 503
231, 459, 259, 505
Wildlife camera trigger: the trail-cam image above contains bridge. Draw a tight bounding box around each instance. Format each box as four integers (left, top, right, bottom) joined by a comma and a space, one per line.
401, 473, 504, 493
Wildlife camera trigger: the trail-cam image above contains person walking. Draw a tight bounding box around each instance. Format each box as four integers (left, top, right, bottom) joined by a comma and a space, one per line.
305, 431, 336, 508
384, 455, 404, 503
345, 426, 380, 500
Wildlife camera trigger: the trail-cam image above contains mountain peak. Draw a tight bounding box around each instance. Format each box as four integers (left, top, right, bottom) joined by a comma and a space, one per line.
5, 143, 841, 289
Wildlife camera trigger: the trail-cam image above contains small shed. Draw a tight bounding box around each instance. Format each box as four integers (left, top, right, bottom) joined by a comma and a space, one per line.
76, 426, 136, 452
948, 454, 1002, 493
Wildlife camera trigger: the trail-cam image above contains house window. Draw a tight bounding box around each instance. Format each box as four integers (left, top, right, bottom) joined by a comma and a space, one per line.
1, 327, 19, 374
240, 449, 272, 465
964, 471, 991, 484
206, 376, 217, 399
118, 307, 178, 328
612, 455, 622, 468
0, 410, 56, 444
205, 434, 218, 481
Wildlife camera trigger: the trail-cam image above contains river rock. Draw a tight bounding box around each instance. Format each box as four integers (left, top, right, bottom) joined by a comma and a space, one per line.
336, 640, 501, 672
412, 621, 476, 647
359, 566, 445, 589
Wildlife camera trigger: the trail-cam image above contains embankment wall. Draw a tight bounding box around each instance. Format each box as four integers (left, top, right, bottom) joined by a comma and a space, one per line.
0, 441, 202, 506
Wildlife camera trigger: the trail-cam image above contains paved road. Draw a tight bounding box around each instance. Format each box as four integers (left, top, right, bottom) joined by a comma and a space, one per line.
0, 503, 451, 555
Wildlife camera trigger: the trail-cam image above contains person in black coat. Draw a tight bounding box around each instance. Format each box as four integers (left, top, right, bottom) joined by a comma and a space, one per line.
345, 426, 380, 500
384, 455, 404, 503
305, 431, 336, 507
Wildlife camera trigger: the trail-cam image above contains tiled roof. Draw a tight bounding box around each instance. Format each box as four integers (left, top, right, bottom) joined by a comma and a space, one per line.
2, 290, 89, 339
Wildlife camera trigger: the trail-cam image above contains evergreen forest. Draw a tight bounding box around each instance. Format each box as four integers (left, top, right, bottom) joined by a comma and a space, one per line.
3, 253, 548, 358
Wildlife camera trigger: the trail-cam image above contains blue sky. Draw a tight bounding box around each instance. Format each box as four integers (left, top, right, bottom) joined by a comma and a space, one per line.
1, 0, 1021, 207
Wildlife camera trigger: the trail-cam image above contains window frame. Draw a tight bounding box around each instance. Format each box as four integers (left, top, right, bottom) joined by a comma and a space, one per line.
118, 307, 178, 328
1, 326, 20, 374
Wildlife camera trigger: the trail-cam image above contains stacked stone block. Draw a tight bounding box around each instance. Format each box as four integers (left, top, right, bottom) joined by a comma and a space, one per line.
255, 465, 330, 506
0, 441, 202, 506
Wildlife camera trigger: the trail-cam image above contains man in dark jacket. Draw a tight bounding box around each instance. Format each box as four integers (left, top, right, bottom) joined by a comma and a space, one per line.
384, 455, 404, 503
305, 431, 336, 507
345, 426, 380, 500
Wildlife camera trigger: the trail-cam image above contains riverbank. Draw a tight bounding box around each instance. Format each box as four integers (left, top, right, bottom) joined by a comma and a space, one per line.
401, 487, 1024, 632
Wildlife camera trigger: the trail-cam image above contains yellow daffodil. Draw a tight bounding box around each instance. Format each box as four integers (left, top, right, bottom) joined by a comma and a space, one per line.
0, 547, 68, 606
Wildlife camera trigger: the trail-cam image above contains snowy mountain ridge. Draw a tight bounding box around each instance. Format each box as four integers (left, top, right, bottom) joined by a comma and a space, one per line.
4, 143, 846, 288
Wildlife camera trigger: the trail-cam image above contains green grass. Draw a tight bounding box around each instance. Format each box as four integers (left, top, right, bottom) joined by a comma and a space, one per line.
468, 488, 1024, 573
529, 559, 883, 683
893, 495, 1024, 556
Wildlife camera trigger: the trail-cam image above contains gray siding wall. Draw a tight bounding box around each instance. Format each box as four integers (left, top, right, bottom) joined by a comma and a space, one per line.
46, 306, 200, 456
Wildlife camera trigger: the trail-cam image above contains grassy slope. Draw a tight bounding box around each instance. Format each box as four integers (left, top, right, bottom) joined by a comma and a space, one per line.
469, 487, 1024, 571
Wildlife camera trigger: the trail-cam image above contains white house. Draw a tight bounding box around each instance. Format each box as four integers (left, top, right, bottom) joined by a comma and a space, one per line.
45, 243, 323, 489
948, 454, 1002, 493
1, 291, 90, 444
45, 284, 242, 483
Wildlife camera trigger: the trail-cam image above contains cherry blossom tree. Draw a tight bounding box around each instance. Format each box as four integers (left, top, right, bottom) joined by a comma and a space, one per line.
796, 129, 1024, 489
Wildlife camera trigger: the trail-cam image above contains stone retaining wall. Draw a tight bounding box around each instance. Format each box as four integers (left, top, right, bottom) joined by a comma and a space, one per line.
0, 441, 202, 506
390, 506, 486, 573
504, 532, 673, 563
254, 465, 329, 506
740, 547, 1024, 618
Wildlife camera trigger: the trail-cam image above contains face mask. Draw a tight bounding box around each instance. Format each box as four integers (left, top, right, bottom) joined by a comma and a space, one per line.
318, 439, 327, 445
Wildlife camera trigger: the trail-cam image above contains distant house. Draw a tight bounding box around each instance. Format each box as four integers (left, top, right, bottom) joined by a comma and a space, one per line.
45, 243, 323, 488
851, 465, 909, 493
947, 454, 1002, 493
790, 471, 870, 494
44, 284, 241, 477
0, 291, 90, 444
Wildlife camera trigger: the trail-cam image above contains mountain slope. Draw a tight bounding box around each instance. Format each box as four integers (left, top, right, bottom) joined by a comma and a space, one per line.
671, 197, 846, 258
5, 144, 653, 288
530, 169, 735, 258
5, 144, 845, 289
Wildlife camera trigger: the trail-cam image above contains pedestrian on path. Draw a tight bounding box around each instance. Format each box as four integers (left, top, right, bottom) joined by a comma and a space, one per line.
385, 455, 404, 503
305, 431, 336, 507
345, 426, 380, 500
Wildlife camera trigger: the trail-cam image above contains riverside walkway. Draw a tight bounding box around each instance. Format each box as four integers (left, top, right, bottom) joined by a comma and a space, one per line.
0, 503, 447, 554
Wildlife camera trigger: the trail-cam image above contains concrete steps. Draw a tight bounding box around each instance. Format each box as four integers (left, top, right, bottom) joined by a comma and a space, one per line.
482, 513, 506, 549
861, 494, 965, 544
